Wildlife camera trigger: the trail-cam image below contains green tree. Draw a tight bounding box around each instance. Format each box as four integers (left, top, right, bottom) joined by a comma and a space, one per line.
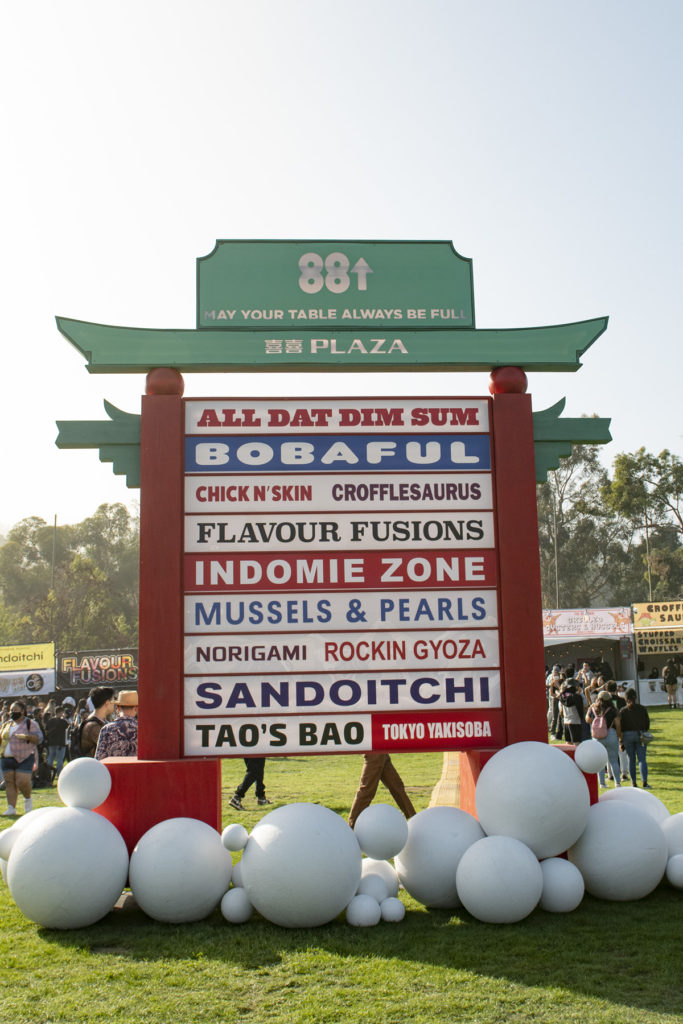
0, 503, 139, 649
537, 445, 633, 608
602, 449, 683, 600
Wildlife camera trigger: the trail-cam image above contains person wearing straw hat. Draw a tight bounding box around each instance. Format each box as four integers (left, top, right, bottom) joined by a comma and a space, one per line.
95, 691, 138, 760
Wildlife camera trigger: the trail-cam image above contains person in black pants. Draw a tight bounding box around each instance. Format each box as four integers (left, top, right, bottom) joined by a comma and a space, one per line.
230, 758, 272, 810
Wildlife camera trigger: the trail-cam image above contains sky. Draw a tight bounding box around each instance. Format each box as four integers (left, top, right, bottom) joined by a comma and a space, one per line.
1, 0, 682, 533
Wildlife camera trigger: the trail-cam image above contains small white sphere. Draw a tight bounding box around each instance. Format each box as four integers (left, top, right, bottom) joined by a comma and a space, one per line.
599, 786, 670, 825
240, 803, 361, 928
456, 835, 543, 924
574, 739, 609, 775
360, 857, 399, 898
395, 806, 485, 909
665, 854, 683, 889
353, 803, 408, 860
0, 807, 61, 860
380, 896, 405, 922
221, 886, 253, 923
58, 758, 112, 809
346, 893, 381, 927
356, 874, 389, 903
7, 807, 128, 929
476, 742, 590, 858
539, 857, 585, 913
661, 813, 683, 857
568, 802, 667, 900
231, 859, 244, 888
130, 818, 232, 923
222, 823, 249, 851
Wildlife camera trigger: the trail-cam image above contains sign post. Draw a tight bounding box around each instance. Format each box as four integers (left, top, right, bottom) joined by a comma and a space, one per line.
55, 240, 611, 844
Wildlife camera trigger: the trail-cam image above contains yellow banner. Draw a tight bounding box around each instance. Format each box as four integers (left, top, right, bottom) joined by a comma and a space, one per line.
0, 642, 55, 672
632, 603, 683, 630
634, 630, 683, 656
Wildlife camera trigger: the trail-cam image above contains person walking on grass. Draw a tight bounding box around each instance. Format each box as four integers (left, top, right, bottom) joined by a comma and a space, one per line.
1, 700, 42, 816
230, 757, 272, 810
618, 688, 652, 788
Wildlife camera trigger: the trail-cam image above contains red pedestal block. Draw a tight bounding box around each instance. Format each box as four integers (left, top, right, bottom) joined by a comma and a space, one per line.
95, 757, 222, 854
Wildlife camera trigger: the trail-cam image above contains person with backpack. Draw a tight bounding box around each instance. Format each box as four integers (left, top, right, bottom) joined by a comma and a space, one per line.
79, 687, 116, 757
586, 690, 622, 789
558, 679, 584, 744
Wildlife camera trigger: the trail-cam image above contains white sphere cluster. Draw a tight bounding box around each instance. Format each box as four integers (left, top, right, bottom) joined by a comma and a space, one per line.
2, 740, 679, 932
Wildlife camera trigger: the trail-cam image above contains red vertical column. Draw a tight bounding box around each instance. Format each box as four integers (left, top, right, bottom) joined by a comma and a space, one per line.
490, 378, 547, 744
137, 369, 185, 759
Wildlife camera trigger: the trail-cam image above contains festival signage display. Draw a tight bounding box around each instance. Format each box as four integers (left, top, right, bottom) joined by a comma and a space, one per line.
632, 602, 683, 629
183, 397, 504, 756
542, 607, 632, 637
633, 630, 683, 657
0, 643, 56, 698
57, 649, 138, 690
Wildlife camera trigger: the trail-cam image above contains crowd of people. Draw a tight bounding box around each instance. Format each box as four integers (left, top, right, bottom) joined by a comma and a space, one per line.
546, 661, 653, 789
1, 686, 138, 816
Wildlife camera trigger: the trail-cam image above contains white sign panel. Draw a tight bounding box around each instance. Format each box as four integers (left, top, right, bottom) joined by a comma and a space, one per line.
185, 512, 494, 551
184, 670, 501, 715
184, 629, 500, 674
185, 472, 493, 512
184, 590, 498, 633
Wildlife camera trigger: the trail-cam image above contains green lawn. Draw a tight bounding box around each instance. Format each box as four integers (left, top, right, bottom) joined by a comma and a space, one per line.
1, 708, 681, 1024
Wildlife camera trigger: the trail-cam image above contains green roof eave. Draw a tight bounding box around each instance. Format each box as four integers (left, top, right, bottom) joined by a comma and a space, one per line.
56, 315, 608, 374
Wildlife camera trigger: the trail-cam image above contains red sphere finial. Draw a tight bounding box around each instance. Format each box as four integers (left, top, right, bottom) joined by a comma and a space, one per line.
488, 367, 528, 395
146, 368, 185, 396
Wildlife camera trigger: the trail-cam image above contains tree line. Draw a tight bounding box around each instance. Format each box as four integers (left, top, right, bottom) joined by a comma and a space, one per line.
0, 447, 681, 650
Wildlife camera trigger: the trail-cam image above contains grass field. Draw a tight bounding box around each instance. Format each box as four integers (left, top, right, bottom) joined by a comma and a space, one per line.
1, 707, 682, 1024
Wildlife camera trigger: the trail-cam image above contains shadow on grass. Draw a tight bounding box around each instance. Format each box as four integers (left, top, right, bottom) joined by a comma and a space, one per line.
37, 882, 683, 1018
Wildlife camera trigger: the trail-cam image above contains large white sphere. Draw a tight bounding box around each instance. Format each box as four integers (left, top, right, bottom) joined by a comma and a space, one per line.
476, 742, 590, 858
222, 823, 249, 851
7, 807, 128, 929
599, 787, 670, 825
240, 803, 362, 928
380, 896, 406, 922
346, 893, 382, 927
0, 807, 61, 860
539, 857, 585, 913
360, 857, 399, 898
665, 854, 683, 889
58, 758, 112, 809
395, 806, 485, 909
221, 886, 253, 923
661, 813, 683, 857
353, 803, 408, 860
574, 740, 609, 775
456, 835, 543, 924
356, 874, 389, 903
568, 802, 667, 900
129, 817, 232, 923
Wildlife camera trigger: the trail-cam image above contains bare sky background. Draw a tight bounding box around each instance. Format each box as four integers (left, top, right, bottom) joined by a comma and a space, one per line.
2, 1, 681, 531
